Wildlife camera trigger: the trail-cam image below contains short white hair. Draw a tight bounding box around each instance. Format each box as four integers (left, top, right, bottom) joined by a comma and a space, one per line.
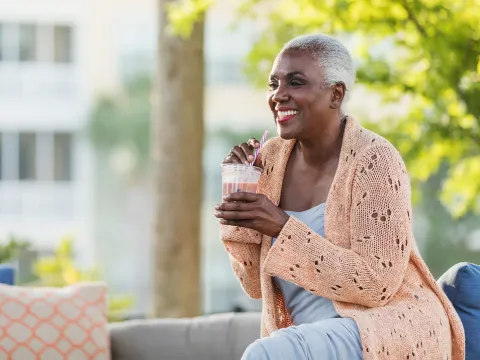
281, 34, 355, 111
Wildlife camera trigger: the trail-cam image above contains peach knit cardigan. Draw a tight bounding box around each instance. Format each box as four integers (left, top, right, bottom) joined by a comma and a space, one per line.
221, 116, 465, 360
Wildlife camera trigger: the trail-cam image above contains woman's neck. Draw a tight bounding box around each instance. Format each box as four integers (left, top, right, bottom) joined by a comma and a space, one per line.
296, 116, 346, 167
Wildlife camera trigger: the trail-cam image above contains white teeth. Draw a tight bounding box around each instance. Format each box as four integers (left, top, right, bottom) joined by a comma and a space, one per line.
278, 110, 299, 118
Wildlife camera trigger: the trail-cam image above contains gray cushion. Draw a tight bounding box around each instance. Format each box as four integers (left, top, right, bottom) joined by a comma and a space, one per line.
109, 312, 261, 360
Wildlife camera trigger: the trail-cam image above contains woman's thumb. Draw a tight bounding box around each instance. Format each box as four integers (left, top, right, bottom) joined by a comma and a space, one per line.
254, 152, 263, 169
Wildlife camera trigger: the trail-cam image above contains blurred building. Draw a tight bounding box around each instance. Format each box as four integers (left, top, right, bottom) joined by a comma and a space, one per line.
0, 0, 156, 316
0, 0, 266, 316
0, 1, 94, 263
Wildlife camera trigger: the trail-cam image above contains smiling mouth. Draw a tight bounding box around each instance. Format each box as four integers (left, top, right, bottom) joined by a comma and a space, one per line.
277, 110, 299, 123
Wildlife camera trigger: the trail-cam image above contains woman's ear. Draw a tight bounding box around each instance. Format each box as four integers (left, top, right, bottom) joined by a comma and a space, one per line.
330, 83, 346, 109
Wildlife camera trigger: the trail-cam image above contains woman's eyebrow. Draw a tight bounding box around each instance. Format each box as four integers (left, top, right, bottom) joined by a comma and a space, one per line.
270, 71, 306, 80
287, 71, 306, 77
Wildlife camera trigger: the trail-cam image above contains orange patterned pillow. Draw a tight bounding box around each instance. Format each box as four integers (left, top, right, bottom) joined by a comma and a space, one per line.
0, 282, 110, 359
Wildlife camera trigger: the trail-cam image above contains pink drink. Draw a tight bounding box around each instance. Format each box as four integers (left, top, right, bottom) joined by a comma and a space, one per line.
221, 164, 262, 197
222, 182, 258, 197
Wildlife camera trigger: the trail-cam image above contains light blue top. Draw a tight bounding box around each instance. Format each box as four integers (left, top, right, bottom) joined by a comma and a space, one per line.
271, 203, 340, 325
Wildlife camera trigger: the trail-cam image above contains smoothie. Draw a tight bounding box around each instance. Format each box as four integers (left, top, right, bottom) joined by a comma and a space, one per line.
221, 164, 262, 197
222, 182, 258, 197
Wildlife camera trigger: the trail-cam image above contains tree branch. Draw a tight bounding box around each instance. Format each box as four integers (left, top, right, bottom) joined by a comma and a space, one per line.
399, 0, 428, 37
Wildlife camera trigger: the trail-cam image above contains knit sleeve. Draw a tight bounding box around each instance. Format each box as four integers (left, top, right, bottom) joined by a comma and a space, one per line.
263, 144, 412, 307
222, 225, 262, 299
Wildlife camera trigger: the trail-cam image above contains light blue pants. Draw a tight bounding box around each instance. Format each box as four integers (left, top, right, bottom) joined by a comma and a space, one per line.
242, 318, 363, 360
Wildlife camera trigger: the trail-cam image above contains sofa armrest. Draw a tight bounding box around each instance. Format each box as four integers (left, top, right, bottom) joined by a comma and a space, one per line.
109, 312, 261, 360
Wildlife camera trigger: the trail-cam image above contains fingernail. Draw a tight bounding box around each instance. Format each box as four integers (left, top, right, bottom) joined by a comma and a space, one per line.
248, 155, 254, 160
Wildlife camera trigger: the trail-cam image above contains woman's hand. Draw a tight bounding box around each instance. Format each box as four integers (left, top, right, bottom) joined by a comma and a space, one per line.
214, 192, 290, 238
222, 138, 263, 168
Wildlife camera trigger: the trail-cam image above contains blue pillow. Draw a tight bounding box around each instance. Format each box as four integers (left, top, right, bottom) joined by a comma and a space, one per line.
0, 265, 15, 285
438, 262, 480, 360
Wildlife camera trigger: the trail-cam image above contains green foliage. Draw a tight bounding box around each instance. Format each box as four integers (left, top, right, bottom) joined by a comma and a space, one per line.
441, 155, 480, 217
238, 0, 480, 217
0, 236, 30, 264
166, 0, 212, 37
34, 237, 134, 322
88, 75, 152, 174
414, 167, 480, 276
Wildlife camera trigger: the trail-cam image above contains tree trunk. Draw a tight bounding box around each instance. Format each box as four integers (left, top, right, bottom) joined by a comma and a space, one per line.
153, 0, 204, 318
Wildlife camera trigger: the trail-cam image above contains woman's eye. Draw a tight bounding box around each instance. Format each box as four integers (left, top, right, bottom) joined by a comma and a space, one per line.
268, 82, 278, 89
290, 80, 303, 86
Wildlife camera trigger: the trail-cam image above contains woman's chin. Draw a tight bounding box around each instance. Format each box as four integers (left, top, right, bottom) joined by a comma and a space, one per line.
277, 124, 298, 140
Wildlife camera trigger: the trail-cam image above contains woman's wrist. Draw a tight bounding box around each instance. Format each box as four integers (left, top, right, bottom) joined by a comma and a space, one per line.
273, 212, 290, 238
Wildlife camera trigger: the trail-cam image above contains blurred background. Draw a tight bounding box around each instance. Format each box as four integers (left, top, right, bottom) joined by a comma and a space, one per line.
0, 0, 479, 321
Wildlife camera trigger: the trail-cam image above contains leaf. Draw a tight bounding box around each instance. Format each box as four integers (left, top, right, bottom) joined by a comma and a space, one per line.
33, 237, 135, 320
108, 295, 136, 322
441, 155, 480, 217
166, 0, 214, 38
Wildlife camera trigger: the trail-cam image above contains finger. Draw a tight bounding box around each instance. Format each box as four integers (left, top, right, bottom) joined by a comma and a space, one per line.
215, 201, 256, 211
214, 210, 255, 220
222, 152, 242, 164
247, 138, 260, 148
223, 192, 260, 203
240, 142, 255, 163
231, 146, 249, 165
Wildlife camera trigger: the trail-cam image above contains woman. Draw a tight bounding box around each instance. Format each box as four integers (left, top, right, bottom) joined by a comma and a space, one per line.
214, 34, 465, 360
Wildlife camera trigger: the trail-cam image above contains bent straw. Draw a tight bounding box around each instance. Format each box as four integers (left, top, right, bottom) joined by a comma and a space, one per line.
250, 130, 268, 166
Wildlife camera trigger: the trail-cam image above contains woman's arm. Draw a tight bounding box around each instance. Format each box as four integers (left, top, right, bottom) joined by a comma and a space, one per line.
217, 136, 265, 299
263, 144, 412, 307
221, 225, 262, 299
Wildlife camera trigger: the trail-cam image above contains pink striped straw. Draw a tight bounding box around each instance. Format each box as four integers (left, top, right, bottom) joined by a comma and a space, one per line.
250, 130, 268, 166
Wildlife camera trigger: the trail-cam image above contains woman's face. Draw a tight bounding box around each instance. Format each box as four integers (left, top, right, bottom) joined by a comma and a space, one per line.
267, 49, 344, 140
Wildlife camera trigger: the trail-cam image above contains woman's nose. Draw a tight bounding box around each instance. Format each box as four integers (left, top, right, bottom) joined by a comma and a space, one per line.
272, 86, 289, 104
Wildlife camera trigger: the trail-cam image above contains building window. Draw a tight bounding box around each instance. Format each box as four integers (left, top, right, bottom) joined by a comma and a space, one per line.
0, 23, 17, 62
0, 132, 74, 182
19, 24, 36, 62
54, 133, 72, 181
19, 133, 36, 180
0, 22, 73, 64
54, 26, 72, 63
0, 24, 3, 61
0, 133, 18, 180
0, 133, 2, 180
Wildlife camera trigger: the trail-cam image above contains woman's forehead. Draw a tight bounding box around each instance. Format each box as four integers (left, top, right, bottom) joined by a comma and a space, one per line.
270, 50, 324, 79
